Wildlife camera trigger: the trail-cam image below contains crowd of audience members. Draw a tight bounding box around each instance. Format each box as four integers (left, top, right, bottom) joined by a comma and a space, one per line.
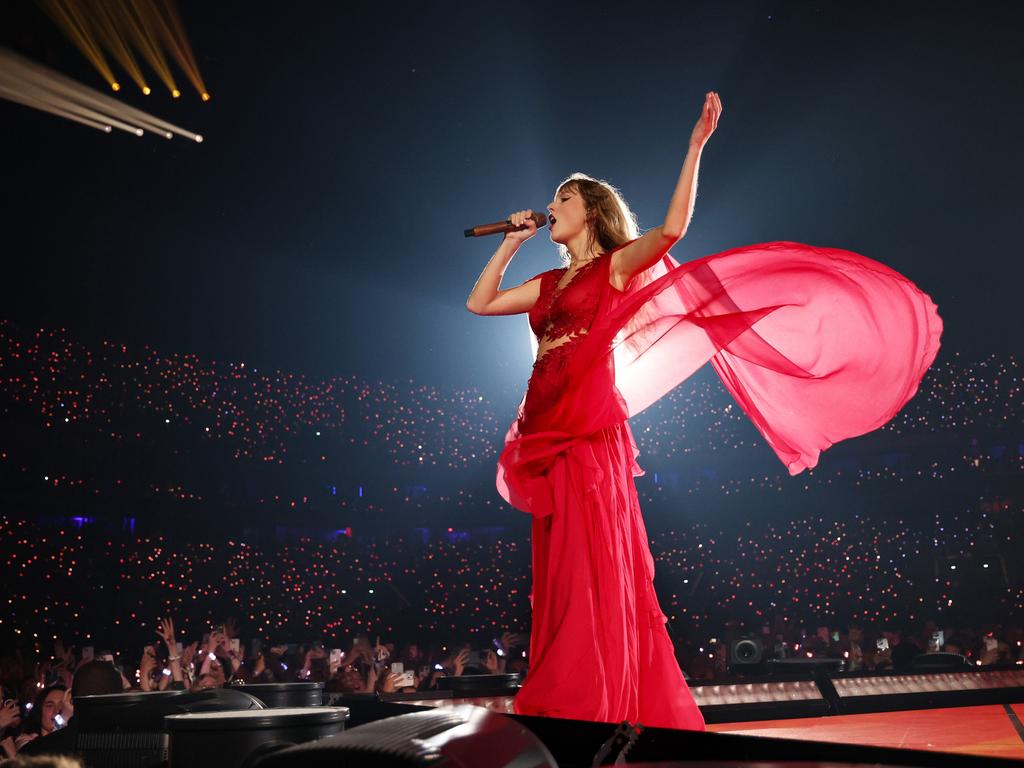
0, 612, 1021, 758
0, 321, 502, 469
1, 321, 1019, 478
2, 503, 1021, 654
1, 322, 1021, 760
0, 617, 528, 758
1, 324, 1018, 557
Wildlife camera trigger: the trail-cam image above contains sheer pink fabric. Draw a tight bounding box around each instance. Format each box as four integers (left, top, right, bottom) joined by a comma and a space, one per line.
499, 240, 942, 516
498, 239, 941, 730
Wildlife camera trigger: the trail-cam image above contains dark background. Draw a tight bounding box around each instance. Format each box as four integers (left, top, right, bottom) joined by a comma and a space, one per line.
1, 0, 1020, 405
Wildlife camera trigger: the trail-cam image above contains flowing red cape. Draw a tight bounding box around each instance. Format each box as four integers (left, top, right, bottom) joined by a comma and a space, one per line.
498, 240, 943, 518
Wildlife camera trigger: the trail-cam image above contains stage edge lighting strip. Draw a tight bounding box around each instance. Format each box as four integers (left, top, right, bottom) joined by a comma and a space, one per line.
691, 680, 824, 705
832, 669, 1024, 697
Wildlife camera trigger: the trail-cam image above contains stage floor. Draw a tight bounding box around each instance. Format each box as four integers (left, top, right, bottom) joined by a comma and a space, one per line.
706, 702, 1024, 761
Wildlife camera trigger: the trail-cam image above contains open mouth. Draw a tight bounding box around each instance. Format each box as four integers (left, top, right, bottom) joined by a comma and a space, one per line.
549, 215, 557, 226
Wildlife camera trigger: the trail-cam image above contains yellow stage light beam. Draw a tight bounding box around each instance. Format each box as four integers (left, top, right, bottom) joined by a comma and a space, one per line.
108, 0, 179, 97
88, 0, 151, 95
0, 47, 202, 141
125, 0, 181, 97
154, 0, 200, 74
36, 0, 119, 90
0, 84, 111, 133
148, 0, 209, 100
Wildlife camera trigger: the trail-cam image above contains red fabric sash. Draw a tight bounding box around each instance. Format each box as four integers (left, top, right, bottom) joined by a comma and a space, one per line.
498, 240, 942, 517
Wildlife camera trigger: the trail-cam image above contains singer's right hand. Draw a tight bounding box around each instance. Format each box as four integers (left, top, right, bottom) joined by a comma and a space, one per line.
503, 209, 537, 245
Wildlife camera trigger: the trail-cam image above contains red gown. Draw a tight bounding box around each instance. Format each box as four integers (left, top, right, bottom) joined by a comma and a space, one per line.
498, 239, 942, 730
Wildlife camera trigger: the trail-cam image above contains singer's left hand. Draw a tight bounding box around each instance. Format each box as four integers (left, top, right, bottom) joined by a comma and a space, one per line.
689, 91, 722, 149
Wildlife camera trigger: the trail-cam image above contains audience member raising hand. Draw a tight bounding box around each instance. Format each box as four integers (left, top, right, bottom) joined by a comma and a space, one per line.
138, 646, 160, 692
156, 617, 186, 689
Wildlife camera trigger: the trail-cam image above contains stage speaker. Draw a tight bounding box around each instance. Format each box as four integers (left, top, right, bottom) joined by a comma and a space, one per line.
74, 689, 190, 731
69, 688, 266, 768
166, 706, 348, 768
728, 635, 764, 668
254, 703, 555, 768
229, 681, 325, 707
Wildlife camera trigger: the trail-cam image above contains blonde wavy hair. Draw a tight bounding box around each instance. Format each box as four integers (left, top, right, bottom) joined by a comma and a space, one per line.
555, 173, 639, 266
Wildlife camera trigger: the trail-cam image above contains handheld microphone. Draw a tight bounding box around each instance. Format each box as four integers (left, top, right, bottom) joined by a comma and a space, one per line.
464, 211, 548, 238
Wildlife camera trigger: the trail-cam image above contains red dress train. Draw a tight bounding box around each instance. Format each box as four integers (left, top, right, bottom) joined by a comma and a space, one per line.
497, 240, 942, 730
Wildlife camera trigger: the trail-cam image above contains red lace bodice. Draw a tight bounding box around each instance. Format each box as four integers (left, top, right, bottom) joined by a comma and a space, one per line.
519, 254, 612, 428
527, 254, 606, 362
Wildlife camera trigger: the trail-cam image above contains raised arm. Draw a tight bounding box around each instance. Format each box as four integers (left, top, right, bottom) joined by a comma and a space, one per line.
466, 209, 542, 315
610, 91, 722, 290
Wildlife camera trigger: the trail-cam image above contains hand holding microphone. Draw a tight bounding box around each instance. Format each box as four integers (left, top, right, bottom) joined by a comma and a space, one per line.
503, 209, 542, 244
464, 209, 548, 239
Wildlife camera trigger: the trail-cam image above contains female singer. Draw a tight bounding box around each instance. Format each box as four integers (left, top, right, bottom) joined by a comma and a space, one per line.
465, 92, 940, 730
